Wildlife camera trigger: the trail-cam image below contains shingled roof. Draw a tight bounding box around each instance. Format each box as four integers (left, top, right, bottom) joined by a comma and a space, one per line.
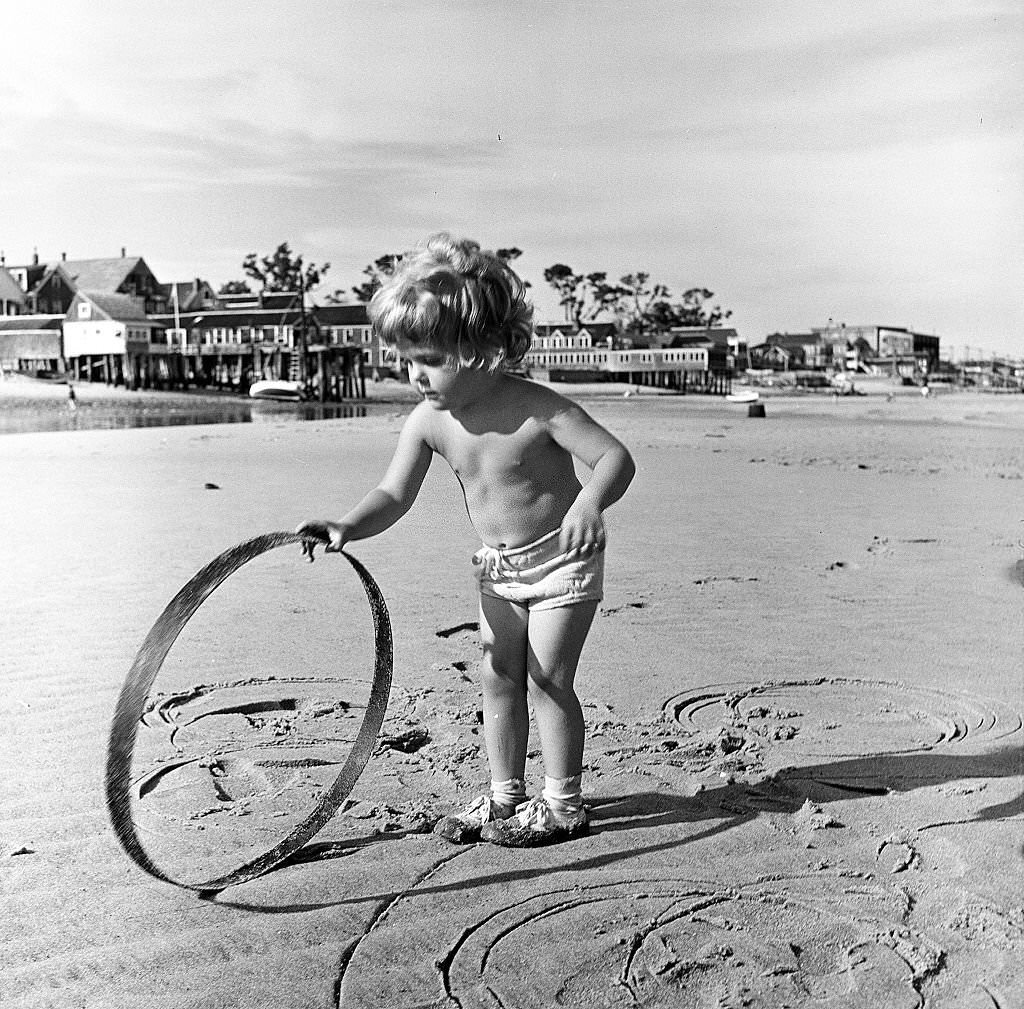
0, 267, 27, 306
80, 292, 149, 321
57, 257, 143, 292
0, 315, 63, 332
311, 304, 370, 325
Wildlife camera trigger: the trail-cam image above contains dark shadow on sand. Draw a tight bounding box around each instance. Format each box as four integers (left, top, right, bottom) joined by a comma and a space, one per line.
206, 742, 1023, 914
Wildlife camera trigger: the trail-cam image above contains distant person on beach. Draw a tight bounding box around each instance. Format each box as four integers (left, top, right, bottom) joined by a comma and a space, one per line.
67, 383, 77, 410
297, 233, 635, 847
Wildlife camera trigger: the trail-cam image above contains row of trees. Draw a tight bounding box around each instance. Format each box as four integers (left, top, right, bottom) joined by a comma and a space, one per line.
221, 243, 730, 340
540, 264, 730, 337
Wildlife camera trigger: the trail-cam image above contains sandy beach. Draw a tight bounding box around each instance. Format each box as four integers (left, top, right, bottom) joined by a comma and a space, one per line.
2, 387, 1022, 1007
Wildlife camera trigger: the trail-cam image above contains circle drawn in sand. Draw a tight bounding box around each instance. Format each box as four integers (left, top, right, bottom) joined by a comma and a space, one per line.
131, 675, 377, 833
105, 533, 393, 892
663, 678, 1022, 759
422, 875, 937, 1009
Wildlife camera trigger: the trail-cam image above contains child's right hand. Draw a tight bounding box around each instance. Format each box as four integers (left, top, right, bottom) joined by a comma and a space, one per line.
295, 520, 348, 562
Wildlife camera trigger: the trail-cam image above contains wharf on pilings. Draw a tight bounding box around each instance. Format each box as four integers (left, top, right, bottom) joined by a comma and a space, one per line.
64, 342, 366, 400
547, 367, 732, 395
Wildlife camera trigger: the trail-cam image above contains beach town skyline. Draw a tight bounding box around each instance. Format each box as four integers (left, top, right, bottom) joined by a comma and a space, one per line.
2, 2, 1021, 359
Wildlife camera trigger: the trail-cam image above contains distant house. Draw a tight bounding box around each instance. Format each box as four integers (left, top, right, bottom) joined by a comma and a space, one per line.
661, 326, 739, 371
310, 303, 384, 370
0, 315, 64, 373
63, 291, 165, 358
750, 332, 823, 371
0, 267, 27, 315
522, 321, 727, 392
3, 255, 49, 298
149, 306, 305, 353
58, 253, 168, 314
2, 256, 78, 315
527, 322, 622, 370
148, 293, 368, 353
159, 278, 219, 314
811, 323, 940, 376
533, 322, 619, 349
748, 325, 940, 376
29, 264, 78, 315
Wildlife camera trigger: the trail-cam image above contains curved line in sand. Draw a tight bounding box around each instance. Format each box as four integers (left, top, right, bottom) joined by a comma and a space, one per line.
436, 875, 938, 1006
104, 532, 393, 893
662, 677, 1023, 758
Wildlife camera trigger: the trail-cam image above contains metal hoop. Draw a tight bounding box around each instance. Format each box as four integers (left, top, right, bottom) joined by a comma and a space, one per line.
104, 532, 393, 892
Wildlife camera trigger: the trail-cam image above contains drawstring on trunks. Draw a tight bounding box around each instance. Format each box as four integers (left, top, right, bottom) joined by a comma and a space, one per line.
472, 529, 562, 580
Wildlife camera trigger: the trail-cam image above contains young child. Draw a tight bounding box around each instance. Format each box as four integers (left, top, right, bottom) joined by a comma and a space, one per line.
297, 234, 635, 847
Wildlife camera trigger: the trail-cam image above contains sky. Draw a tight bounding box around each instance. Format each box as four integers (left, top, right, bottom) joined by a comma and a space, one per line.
1, 1, 1021, 358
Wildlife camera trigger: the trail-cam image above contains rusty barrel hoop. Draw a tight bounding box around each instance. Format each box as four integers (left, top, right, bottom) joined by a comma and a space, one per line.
104, 532, 393, 892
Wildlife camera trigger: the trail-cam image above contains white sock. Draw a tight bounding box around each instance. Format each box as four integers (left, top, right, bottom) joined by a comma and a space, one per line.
542, 774, 583, 815
490, 777, 527, 811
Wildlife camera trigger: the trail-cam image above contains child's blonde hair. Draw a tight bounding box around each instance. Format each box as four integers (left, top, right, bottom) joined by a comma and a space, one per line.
368, 233, 533, 372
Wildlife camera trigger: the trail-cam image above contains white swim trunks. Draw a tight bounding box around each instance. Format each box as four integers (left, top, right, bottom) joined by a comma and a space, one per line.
473, 529, 605, 611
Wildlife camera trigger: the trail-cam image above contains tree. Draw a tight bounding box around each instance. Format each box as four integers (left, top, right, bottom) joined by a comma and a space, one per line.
638, 288, 733, 335
542, 259, 733, 341
543, 264, 583, 323
494, 247, 532, 287
241, 243, 330, 293
674, 287, 732, 328
344, 253, 402, 303
542, 265, 623, 325
218, 280, 252, 295
617, 272, 670, 339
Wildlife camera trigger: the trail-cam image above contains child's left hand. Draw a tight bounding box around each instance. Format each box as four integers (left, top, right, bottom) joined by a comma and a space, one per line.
559, 498, 606, 558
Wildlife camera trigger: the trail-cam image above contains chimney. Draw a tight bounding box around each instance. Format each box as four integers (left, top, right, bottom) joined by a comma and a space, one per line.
32, 248, 39, 266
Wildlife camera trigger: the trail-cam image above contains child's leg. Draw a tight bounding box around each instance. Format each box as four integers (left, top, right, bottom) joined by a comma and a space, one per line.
478, 593, 531, 785
479, 600, 598, 847
525, 600, 599, 784
433, 594, 530, 843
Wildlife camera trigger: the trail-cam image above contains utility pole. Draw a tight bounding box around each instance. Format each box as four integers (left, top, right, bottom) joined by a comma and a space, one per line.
298, 268, 307, 388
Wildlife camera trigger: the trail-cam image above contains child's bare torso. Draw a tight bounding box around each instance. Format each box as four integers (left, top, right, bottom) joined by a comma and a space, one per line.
416, 377, 584, 547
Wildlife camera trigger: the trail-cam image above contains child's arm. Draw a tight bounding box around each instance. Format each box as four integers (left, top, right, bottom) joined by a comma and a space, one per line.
549, 403, 636, 557
296, 406, 434, 557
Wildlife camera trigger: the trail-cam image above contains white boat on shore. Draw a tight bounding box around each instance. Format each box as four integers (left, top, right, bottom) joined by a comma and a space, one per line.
248, 380, 306, 402
725, 389, 760, 404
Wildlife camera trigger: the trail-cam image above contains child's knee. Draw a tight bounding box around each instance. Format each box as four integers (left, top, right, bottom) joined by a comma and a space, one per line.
480, 659, 525, 694
527, 673, 579, 706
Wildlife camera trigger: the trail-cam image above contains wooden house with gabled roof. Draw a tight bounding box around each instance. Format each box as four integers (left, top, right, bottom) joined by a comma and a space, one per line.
58, 253, 168, 314
749, 332, 823, 371
63, 291, 168, 386
2, 256, 77, 315
28, 263, 78, 315
159, 278, 219, 314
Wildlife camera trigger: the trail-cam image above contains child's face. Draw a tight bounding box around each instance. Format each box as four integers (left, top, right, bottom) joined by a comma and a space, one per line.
399, 343, 483, 411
